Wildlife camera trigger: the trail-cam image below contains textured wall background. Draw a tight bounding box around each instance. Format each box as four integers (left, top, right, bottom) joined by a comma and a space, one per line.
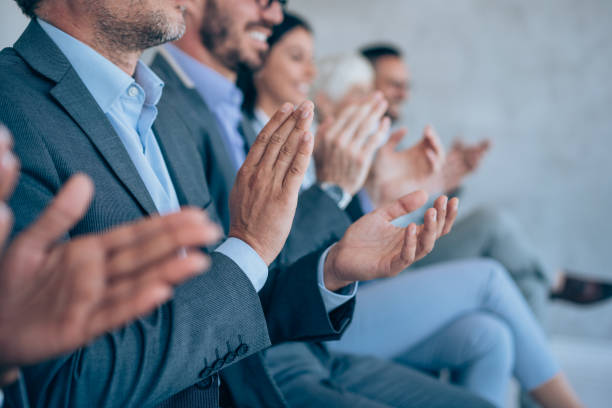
1, 1, 611, 337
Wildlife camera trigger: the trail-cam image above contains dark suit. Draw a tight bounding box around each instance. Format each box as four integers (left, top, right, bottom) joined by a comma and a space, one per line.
150, 50, 494, 408
0, 20, 353, 408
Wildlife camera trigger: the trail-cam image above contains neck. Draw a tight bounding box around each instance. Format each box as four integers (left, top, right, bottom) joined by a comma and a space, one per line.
173, 30, 237, 83
38, 10, 141, 76
256, 92, 283, 119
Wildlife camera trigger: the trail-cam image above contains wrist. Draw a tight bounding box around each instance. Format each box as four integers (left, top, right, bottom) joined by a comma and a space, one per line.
323, 245, 354, 291
318, 182, 353, 209
227, 230, 273, 266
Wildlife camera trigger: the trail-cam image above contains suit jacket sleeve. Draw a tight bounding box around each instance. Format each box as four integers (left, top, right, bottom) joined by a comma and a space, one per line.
2, 109, 271, 408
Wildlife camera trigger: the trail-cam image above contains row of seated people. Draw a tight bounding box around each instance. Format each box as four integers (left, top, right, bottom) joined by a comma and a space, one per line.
0, 0, 609, 407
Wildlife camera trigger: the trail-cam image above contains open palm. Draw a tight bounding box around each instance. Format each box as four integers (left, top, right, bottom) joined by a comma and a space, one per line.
324, 191, 459, 291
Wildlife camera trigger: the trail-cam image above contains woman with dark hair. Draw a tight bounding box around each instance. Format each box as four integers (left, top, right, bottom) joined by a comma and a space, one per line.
239, 11, 583, 408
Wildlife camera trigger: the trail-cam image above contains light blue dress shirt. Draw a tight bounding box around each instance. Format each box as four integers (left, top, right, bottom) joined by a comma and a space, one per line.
165, 44, 357, 310
165, 44, 247, 171
38, 19, 268, 291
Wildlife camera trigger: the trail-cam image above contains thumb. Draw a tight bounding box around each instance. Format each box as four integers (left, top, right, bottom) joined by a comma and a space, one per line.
375, 190, 428, 222
22, 173, 94, 250
382, 128, 407, 152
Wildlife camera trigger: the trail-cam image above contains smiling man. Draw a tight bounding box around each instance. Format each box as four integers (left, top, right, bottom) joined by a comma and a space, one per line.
144, 1, 499, 408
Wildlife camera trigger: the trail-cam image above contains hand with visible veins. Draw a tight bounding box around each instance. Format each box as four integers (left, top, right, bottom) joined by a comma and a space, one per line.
0, 126, 222, 386
366, 125, 445, 207
229, 101, 315, 265
314, 92, 391, 196
323, 192, 459, 291
437, 139, 491, 194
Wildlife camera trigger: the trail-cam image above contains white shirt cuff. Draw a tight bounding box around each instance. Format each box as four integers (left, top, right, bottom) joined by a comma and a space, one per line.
215, 237, 269, 292
317, 245, 358, 312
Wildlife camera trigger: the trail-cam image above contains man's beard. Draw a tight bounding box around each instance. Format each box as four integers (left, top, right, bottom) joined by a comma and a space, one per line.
199, 0, 267, 72
93, 4, 186, 52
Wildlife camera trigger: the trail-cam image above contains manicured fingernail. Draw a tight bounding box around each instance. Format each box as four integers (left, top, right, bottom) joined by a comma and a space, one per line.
303, 132, 313, 142
409, 224, 416, 235
432, 210, 437, 221
280, 103, 292, 113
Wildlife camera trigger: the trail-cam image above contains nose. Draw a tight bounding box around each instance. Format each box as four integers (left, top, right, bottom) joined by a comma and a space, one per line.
305, 61, 317, 82
262, 1, 284, 25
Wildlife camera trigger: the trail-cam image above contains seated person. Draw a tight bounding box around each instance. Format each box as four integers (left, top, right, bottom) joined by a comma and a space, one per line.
0, 125, 221, 406
2, 1, 459, 407
239, 12, 583, 408
360, 43, 612, 314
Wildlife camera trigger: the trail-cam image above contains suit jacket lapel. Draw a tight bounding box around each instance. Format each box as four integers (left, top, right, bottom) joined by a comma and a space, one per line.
240, 116, 258, 150
154, 98, 211, 209
15, 21, 158, 216
151, 52, 238, 198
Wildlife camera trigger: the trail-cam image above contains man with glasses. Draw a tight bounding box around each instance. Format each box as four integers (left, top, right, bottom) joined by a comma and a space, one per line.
148, 1, 493, 407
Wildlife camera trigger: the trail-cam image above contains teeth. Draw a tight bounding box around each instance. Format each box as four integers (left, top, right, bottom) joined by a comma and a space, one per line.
249, 31, 268, 43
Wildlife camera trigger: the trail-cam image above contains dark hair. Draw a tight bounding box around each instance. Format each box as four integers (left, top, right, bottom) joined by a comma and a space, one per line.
14, 0, 42, 18
360, 44, 403, 66
238, 11, 312, 116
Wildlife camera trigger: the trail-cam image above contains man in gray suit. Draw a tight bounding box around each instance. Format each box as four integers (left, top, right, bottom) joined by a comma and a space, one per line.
0, 126, 222, 408
148, 1, 493, 407
1, 1, 461, 407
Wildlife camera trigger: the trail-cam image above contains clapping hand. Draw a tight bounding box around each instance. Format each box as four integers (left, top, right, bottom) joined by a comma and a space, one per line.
323, 191, 459, 291
229, 101, 315, 265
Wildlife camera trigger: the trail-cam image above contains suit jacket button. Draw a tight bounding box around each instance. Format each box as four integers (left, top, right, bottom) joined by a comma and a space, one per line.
212, 359, 224, 371
235, 344, 249, 356
223, 352, 236, 364
195, 376, 214, 390
199, 367, 213, 378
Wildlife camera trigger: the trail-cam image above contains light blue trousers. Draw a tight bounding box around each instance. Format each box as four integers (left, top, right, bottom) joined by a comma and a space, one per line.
326, 258, 560, 407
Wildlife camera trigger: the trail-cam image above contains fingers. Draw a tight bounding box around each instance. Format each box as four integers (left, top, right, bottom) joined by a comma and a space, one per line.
381, 127, 407, 152
242, 102, 294, 168
21, 173, 94, 250
433, 196, 448, 237
0, 126, 19, 200
99, 208, 215, 252
363, 117, 391, 154
416, 208, 438, 259
338, 93, 382, 146
87, 282, 172, 339
105, 214, 221, 278
259, 101, 314, 170
442, 197, 459, 235
400, 223, 418, 265
376, 190, 429, 222
87, 251, 212, 337
352, 97, 388, 147
282, 131, 314, 196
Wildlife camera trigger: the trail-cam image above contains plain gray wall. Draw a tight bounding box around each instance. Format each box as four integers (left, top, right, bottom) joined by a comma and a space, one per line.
1, 1, 611, 336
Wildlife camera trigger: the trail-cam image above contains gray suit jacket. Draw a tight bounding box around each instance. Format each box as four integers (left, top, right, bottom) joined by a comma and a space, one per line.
149, 51, 356, 407
0, 21, 349, 408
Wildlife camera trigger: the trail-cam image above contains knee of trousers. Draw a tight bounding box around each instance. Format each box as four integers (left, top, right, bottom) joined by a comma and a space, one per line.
461, 313, 515, 371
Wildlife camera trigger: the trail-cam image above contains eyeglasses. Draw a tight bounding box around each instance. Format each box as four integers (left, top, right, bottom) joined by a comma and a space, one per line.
255, 0, 287, 9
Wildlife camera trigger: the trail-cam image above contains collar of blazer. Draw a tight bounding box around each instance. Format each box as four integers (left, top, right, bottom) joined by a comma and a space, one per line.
13, 20, 211, 216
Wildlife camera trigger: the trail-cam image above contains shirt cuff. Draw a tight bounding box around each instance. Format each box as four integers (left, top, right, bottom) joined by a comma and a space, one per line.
215, 237, 269, 292
317, 245, 358, 312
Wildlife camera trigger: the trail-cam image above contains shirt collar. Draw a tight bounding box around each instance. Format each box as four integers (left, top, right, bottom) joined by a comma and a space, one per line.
38, 19, 164, 113
164, 43, 243, 110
